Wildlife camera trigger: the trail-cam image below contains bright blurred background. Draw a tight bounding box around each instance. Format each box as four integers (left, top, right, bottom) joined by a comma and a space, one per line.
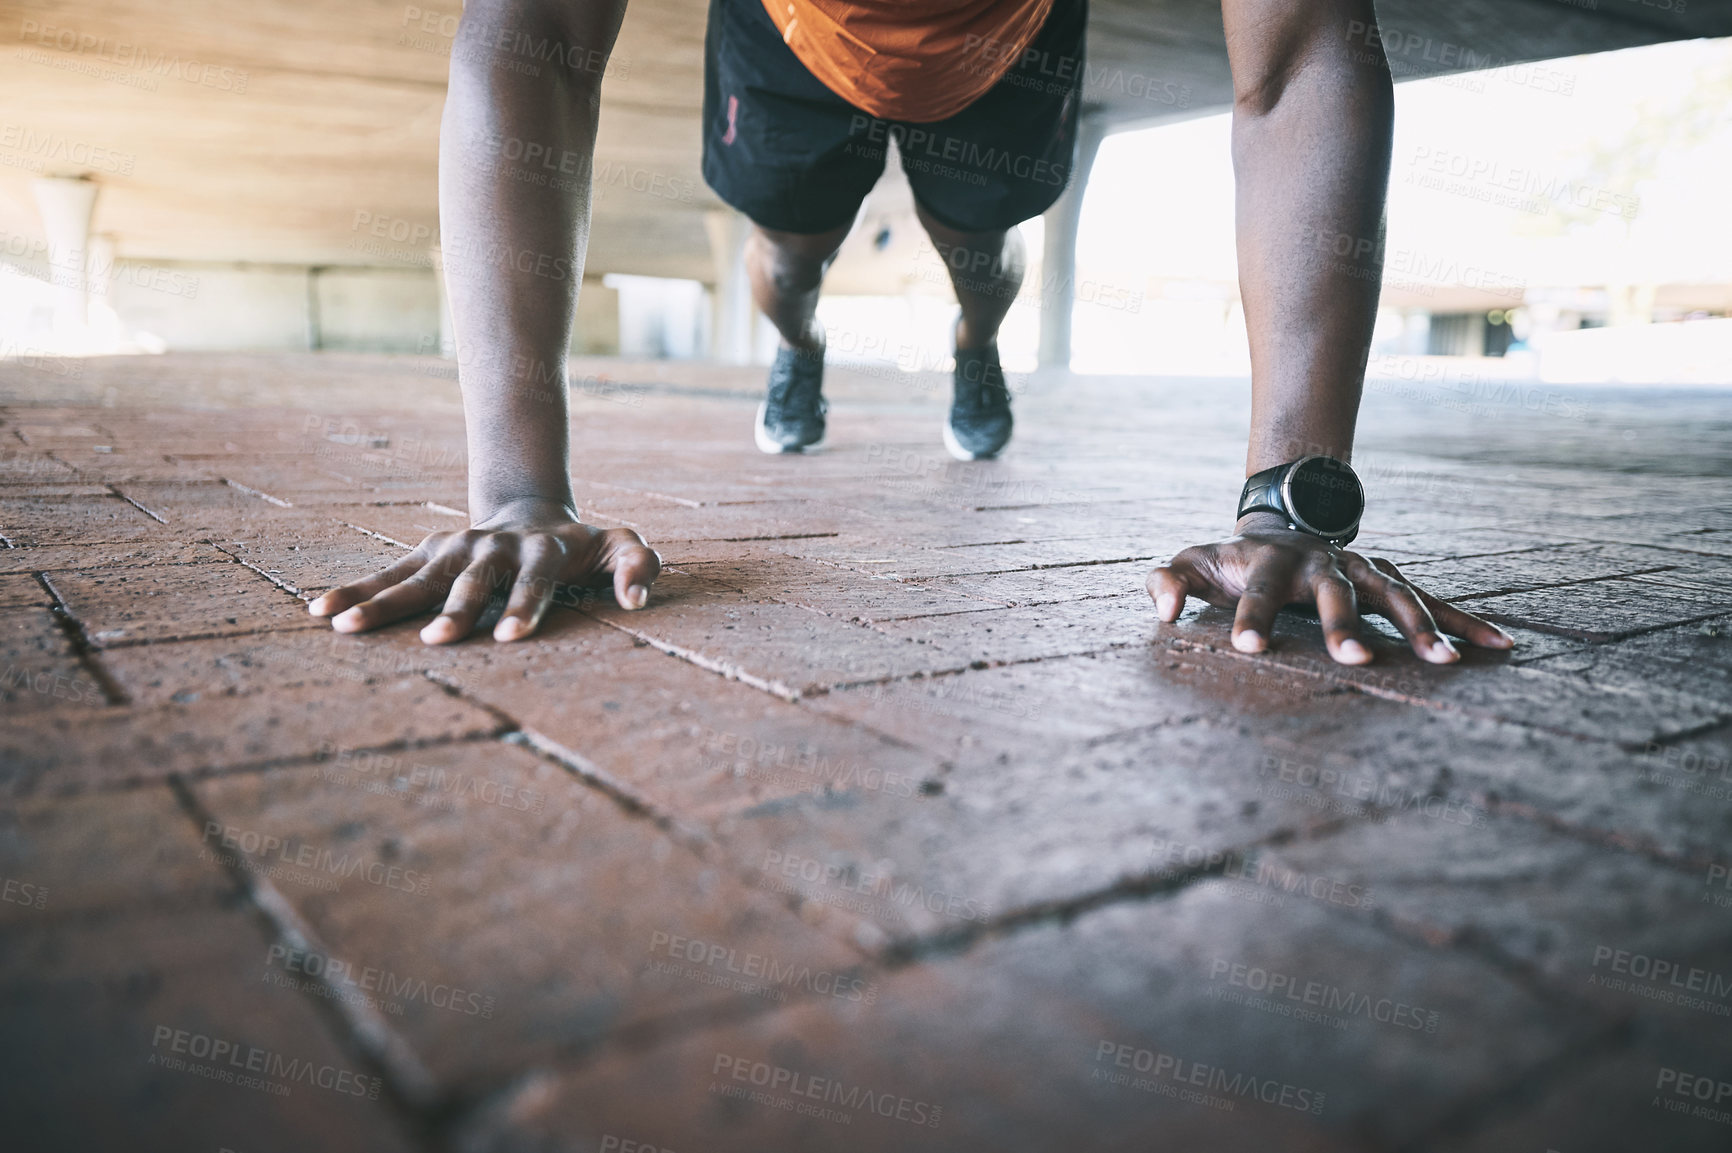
3, 30, 1729, 387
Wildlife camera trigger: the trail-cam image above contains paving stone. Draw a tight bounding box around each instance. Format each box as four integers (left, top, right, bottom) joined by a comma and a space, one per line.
872, 593, 1159, 666
0, 573, 50, 608
6, 359, 1730, 1149
1397, 543, 1681, 600
0, 607, 105, 714
99, 626, 538, 707
0, 449, 78, 484
1255, 813, 1732, 1038
704, 713, 1367, 942
1432, 1035, 1732, 1153
685, 563, 1001, 623
193, 744, 869, 1091
453, 876, 1590, 1153
43, 562, 325, 647
0, 494, 167, 547
1458, 576, 1732, 642
1236, 698, 1732, 864
0, 786, 233, 923
207, 518, 409, 597
113, 479, 294, 525
449, 628, 943, 819
1159, 612, 1729, 746
0, 677, 503, 797
1519, 614, 1732, 703
329, 503, 472, 549
583, 573, 954, 698
0, 540, 226, 573
589, 501, 850, 544
41, 443, 221, 485
806, 644, 1333, 762
930, 559, 1154, 606
0, 903, 420, 1153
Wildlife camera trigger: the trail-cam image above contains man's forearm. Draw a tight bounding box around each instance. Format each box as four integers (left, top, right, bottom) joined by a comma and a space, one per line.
439, 0, 628, 520
1226, 0, 1393, 482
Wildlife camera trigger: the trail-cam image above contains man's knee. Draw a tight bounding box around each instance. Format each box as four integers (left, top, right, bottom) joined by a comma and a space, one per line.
751, 226, 845, 295
1224, 0, 1382, 117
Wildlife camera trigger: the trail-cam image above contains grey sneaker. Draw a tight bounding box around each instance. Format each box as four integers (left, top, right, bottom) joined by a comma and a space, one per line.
944, 343, 1012, 460
755, 345, 827, 453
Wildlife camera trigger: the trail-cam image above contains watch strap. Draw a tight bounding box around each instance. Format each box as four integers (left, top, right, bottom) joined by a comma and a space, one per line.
1237, 462, 1289, 522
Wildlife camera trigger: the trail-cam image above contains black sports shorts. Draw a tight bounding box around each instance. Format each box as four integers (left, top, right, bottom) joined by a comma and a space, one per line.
701, 0, 1087, 235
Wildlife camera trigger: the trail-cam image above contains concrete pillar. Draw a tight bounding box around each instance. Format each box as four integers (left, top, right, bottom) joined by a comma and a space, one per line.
31, 176, 99, 344
705, 208, 755, 365
1037, 112, 1109, 371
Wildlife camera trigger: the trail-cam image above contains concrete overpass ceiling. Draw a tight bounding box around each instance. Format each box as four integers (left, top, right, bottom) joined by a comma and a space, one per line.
0, 0, 1726, 281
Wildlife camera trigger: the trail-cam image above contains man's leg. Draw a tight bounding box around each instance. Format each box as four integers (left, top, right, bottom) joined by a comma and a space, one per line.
746, 220, 851, 453
913, 204, 1025, 351
916, 203, 1024, 460
746, 221, 852, 355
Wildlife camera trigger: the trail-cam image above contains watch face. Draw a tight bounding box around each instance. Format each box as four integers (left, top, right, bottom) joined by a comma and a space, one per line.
1285, 457, 1364, 537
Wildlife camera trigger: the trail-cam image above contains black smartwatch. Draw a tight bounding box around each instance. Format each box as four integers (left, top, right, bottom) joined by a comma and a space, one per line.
1237, 455, 1364, 545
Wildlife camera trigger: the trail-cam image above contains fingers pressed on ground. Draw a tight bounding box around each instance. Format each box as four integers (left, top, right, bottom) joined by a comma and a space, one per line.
1231, 572, 1285, 654
1413, 585, 1516, 650
1368, 576, 1458, 663
423, 548, 514, 644
309, 551, 427, 617
1146, 564, 1199, 622
1314, 573, 1372, 664
496, 537, 566, 641
607, 531, 662, 610
332, 567, 451, 634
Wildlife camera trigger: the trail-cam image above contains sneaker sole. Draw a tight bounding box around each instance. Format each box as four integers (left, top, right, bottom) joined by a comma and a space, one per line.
755, 402, 824, 455
943, 419, 1005, 462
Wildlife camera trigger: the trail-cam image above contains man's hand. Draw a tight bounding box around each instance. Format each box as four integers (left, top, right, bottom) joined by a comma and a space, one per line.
1147, 513, 1512, 665
308, 498, 660, 644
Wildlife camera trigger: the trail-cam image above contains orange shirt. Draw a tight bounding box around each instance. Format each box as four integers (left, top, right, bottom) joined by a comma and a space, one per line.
762, 0, 1057, 124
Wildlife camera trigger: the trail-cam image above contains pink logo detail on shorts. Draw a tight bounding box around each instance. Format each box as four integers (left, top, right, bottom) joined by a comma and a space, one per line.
723, 95, 739, 145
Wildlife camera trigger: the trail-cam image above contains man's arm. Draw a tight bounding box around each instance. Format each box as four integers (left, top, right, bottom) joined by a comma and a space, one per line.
311, 0, 658, 644
1148, 0, 1511, 666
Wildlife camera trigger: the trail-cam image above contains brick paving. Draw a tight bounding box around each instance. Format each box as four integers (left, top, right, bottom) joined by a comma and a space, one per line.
1, 351, 1729, 1152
